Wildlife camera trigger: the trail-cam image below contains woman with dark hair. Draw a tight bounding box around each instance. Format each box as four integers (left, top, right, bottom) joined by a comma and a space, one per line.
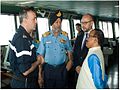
76, 29, 108, 89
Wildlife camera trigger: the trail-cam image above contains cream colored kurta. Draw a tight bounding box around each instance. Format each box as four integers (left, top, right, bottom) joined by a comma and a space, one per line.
76, 46, 105, 89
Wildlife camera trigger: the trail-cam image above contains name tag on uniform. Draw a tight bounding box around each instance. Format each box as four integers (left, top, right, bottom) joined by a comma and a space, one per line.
46, 41, 52, 44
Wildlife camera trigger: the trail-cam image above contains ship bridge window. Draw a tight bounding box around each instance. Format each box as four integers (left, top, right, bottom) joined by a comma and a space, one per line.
99, 21, 113, 38
92, 22, 95, 29
61, 19, 71, 39
16, 16, 20, 29
37, 17, 49, 41
0, 15, 16, 45
115, 22, 119, 38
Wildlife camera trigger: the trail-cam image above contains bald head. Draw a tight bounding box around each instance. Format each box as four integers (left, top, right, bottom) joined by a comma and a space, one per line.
82, 13, 93, 21
81, 13, 94, 32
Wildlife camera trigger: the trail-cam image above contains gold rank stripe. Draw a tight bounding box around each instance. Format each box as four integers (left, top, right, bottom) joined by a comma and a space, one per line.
42, 31, 50, 37
61, 31, 68, 36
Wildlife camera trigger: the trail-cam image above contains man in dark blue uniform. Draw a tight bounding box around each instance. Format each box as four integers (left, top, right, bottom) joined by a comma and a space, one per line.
73, 13, 94, 87
9, 7, 40, 88
37, 10, 73, 89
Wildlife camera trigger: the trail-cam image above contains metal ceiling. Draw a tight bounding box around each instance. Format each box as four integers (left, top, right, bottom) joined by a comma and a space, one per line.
1, 0, 119, 19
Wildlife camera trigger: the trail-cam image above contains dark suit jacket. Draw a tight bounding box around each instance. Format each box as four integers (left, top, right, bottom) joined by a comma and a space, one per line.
73, 31, 88, 68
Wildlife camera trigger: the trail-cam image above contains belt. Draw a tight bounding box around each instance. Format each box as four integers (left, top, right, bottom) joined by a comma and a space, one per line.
12, 74, 37, 82
45, 62, 65, 68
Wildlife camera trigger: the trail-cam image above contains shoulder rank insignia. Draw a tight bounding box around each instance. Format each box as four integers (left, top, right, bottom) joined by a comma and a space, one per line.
56, 11, 61, 17
59, 38, 66, 43
61, 31, 68, 36
42, 31, 50, 37
35, 39, 40, 43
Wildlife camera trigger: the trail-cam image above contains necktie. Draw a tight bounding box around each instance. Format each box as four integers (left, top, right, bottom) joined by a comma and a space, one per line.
81, 32, 88, 50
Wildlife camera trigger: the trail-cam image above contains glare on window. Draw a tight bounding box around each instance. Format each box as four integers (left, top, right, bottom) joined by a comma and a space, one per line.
61, 19, 71, 39
17, 16, 20, 29
99, 21, 103, 30
0, 15, 16, 45
103, 22, 108, 38
37, 18, 49, 41
115, 22, 119, 38
108, 22, 113, 38
99, 21, 113, 38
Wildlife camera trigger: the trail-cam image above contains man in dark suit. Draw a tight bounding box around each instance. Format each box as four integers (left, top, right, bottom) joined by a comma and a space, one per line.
73, 13, 94, 86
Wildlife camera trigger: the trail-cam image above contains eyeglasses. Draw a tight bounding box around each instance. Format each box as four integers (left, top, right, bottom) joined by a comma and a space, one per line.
81, 20, 92, 25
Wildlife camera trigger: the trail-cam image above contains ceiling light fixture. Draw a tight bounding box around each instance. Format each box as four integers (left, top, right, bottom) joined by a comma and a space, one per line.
114, 5, 119, 8
18, 0, 35, 5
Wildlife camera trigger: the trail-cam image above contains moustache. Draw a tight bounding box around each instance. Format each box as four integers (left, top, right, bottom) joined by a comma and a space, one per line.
53, 28, 61, 33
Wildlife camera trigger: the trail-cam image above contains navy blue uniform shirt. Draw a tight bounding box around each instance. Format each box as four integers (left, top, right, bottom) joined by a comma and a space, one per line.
9, 25, 38, 78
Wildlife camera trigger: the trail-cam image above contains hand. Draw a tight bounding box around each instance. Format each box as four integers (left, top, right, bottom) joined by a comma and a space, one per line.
66, 52, 73, 71
23, 60, 41, 76
23, 71, 28, 76
38, 75, 44, 88
38, 64, 44, 88
37, 55, 45, 64
75, 66, 81, 74
66, 60, 73, 71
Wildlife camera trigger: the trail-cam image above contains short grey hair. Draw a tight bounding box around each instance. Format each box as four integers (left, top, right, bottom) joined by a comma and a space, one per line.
19, 7, 36, 24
